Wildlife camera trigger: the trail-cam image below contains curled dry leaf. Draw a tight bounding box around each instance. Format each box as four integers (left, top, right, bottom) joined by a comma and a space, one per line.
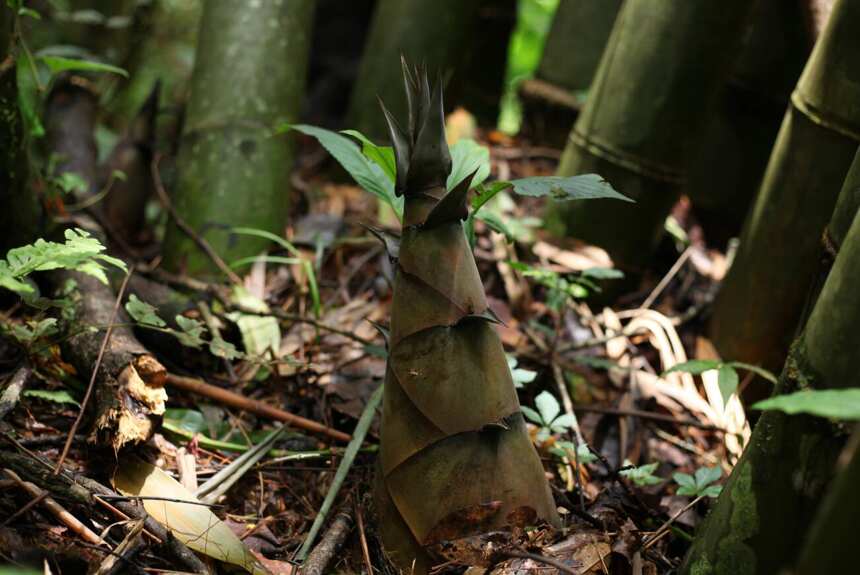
113, 456, 271, 575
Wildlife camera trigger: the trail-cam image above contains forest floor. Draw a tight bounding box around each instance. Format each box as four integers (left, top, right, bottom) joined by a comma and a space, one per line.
0, 122, 746, 575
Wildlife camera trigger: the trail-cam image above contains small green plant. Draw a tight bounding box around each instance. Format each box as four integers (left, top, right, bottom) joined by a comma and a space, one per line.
550, 440, 597, 464
508, 262, 623, 308
521, 390, 578, 442
620, 461, 663, 487
0, 228, 127, 301
507, 354, 537, 389
673, 466, 722, 498
125, 293, 249, 361
664, 359, 777, 407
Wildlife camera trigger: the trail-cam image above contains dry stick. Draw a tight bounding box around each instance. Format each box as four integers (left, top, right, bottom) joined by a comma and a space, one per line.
150, 154, 243, 286
1, 491, 48, 527
3, 468, 103, 545
55, 268, 134, 473
0, 366, 30, 420
355, 502, 374, 575
165, 373, 351, 442
641, 246, 692, 309
641, 494, 705, 550
301, 510, 354, 575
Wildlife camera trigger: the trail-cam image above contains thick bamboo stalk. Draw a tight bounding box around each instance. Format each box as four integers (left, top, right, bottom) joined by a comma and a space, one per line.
446, 0, 516, 126
519, 0, 623, 145
710, 0, 860, 372
794, 430, 860, 575
346, 0, 481, 140
161, 0, 315, 277
687, 0, 812, 246
0, 6, 40, 252
681, 197, 860, 575
546, 0, 756, 272
375, 66, 559, 573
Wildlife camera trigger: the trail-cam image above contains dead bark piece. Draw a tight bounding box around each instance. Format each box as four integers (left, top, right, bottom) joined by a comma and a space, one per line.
57, 271, 167, 450
301, 511, 353, 575
0, 366, 30, 420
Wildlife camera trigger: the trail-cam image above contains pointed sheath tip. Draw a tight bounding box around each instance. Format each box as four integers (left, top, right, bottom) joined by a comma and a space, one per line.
378, 95, 410, 196
422, 167, 479, 229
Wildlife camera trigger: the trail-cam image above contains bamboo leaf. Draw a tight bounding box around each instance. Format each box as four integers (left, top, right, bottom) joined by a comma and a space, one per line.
341, 129, 397, 182
447, 139, 490, 191
113, 457, 271, 575
38, 55, 128, 77
510, 174, 631, 202
728, 361, 778, 384
753, 389, 860, 420
281, 124, 402, 219
664, 359, 722, 376
717, 364, 739, 406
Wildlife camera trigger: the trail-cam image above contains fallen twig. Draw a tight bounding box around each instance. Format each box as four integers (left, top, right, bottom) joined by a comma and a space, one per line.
301, 510, 354, 575
0, 366, 30, 420
4, 468, 103, 545
166, 373, 351, 442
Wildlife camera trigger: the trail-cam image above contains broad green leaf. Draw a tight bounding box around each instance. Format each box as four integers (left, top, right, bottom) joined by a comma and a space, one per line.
664, 359, 722, 376
209, 337, 243, 360
717, 364, 739, 406
520, 406, 543, 425
447, 138, 491, 191
507, 355, 537, 389
113, 457, 270, 574
233, 314, 280, 358
125, 294, 166, 327
475, 210, 515, 242
753, 389, 860, 420
728, 361, 778, 384
281, 124, 402, 219
341, 129, 397, 182
510, 174, 631, 202
16, 57, 44, 138
471, 181, 513, 214
550, 413, 578, 433
534, 391, 560, 425
174, 315, 206, 349
38, 55, 128, 77
23, 389, 80, 406
694, 466, 722, 489
673, 472, 695, 490
163, 408, 207, 434
703, 485, 723, 498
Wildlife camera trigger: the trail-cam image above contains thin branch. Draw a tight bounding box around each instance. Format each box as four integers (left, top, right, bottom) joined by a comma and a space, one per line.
55, 268, 134, 473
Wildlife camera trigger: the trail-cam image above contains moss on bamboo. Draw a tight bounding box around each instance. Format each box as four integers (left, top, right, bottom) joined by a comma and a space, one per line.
375, 63, 559, 573
710, 0, 860, 372
683, 179, 860, 574
0, 6, 41, 252
546, 0, 756, 272
162, 0, 315, 277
